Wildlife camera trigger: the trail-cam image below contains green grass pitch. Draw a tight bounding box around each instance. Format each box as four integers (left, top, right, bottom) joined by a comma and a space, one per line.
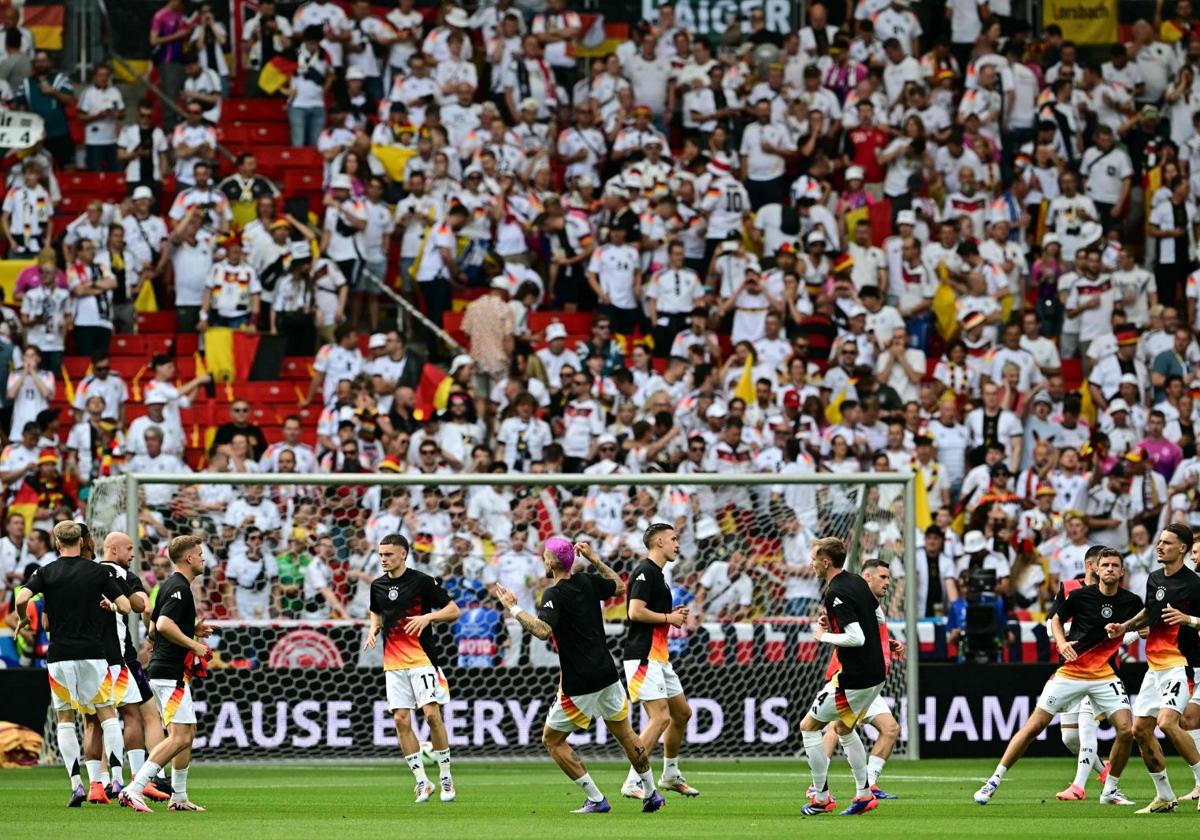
3, 757, 1197, 838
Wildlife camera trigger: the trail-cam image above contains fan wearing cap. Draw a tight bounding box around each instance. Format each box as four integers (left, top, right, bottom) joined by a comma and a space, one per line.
1088, 325, 1147, 410
168, 161, 232, 235
495, 537, 666, 813
320, 173, 368, 292
1124, 445, 1168, 534
699, 153, 751, 266
199, 233, 261, 330
413, 203, 470, 330
586, 216, 642, 337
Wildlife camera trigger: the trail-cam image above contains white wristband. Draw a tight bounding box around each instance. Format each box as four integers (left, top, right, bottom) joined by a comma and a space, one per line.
508, 604, 523, 617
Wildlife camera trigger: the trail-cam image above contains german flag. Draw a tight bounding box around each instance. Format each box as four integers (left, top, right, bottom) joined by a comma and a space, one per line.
9, 480, 40, 532
413, 363, 452, 421
25, 3, 64, 51
257, 54, 297, 96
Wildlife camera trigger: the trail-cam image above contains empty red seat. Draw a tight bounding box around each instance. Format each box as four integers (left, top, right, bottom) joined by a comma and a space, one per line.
59, 171, 126, 200
283, 170, 323, 196
281, 357, 314, 380
225, 98, 288, 122
529, 311, 592, 335
218, 125, 251, 146
243, 124, 291, 145
63, 357, 91, 379
110, 334, 149, 356
137, 312, 178, 333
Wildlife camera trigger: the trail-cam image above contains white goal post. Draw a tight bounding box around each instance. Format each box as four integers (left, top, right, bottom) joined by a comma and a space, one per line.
80, 471, 920, 762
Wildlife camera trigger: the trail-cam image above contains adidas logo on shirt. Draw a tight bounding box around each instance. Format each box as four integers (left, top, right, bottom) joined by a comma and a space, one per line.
832, 597, 843, 606
543, 600, 554, 609
635, 573, 646, 581
171, 591, 183, 600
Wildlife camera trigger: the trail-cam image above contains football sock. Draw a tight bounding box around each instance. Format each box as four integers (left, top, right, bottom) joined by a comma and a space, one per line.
1072, 744, 1095, 789
1075, 711, 1097, 789
1101, 773, 1119, 798
85, 759, 103, 786
1060, 727, 1080, 755
128, 748, 146, 777
638, 768, 657, 796
867, 755, 886, 786
1190, 760, 1200, 787
405, 752, 429, 785
838, 730, 870, 797
663, 756, 680, 779
626, 765, 639, 784
58, 724, 81, 790
574, 772, 604, 803
802, 730, 830, 799
1151, 771, 1174, 801
1191, 729, 1200, 761
172, 766, 188, 802
433, 748, 452, 781
128, 760, 161, 796
101, 717, 124, 786
989, 764, 1008, 785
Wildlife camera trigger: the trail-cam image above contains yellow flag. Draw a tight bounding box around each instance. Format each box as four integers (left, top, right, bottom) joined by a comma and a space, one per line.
913, 471, 933, 530
933, 282, 959, 340
1079, 377, 1096, 425
734, 355, 755, 405
61, 364, 74, 406
372, 145, 418, 182
433, 375, 454, 413
134, 280, 158, 313
204, 327, 236, 382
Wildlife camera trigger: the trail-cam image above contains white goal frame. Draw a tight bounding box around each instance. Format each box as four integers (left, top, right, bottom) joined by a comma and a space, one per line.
90, 471, 921, 760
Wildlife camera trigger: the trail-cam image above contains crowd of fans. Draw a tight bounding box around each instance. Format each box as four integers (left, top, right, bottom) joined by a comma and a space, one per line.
3, 0, 1200, 667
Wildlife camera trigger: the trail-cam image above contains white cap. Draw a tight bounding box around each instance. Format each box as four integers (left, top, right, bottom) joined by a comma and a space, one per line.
1108, 398, 1129, 413
345, 67, 366, 81
963, 530, 987, 553
845, 165, 865, 182
596, 433, 618, 447
1042, 233, 1060, 246
896, 210, 917, 226
545, 322, 568, 341
519, 97, 539, 112
844, 302, 867, 319
449, 354, 474, 374
444, 7, 470, 27
367, 333, 388, 350
490, 275, 511, 292
574, 173, 595, 188
330, 174, 353, 191
143, 391, 169, 406
131, 185, 154, 202
806, 229, 827, 245
289, 241, 313, 260
707, 403, 728, 419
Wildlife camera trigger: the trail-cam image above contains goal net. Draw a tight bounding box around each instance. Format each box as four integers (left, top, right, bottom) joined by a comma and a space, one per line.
77, 471, 919, 762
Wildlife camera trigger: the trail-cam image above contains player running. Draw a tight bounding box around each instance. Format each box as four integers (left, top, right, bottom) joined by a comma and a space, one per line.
816, 560, 905, 801
119, 535, 213, 813
620, 523, 699, 801
15, 521, 132, 808
495, 537, 665, 814
974, 548, 1141, 806
799, 537, 888, 817
365, 533, 462, 804
1105, 524, 1200, 814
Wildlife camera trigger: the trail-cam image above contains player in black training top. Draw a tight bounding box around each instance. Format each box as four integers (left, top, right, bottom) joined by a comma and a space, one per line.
16, 521, 131, 808
365, 533, 461, 804
496, 537, 665, 814
119, 534, 213, 813
620, 523, 698, 800
974, 548, 1141, 806
799, 537, 887, 817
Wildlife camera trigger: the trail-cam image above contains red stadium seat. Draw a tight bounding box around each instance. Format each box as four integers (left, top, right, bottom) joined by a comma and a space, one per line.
137, 311, 178, 333
283, 170, 323, 197
110, 334, 149, 356
243, 124, 291, 146
231, 382, 299, 404
529, 311, 592, 335
218, 125, 251, 147
281, 357, 314, 380
63, 356, 91, 379
59, 171, 126, 200
225, 98, 288, 122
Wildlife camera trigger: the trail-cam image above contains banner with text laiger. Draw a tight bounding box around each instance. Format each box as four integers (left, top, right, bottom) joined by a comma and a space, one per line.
1042, 0, 1117, 45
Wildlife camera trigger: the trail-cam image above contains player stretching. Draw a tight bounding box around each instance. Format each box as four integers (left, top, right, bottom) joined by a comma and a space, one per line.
365, 534, 462, 804
15, 521, 131, 807
817, 560, 905, 800
119, 535, 213, 813
1105, 524, 1200, 813
799, 537, 888, 817
974, 549, 1141, 806
495, 538, 665, 813
620, 523, 699, 800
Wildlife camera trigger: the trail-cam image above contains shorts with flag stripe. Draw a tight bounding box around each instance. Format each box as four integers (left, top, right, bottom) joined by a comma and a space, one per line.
808, 679, 884, 728
109, 663, 145, 707
623, 659, 683, 703
385, 665, 450, 710
150, 678, 197, 726
47, 659, 113, 714
546, 682, 630, 733
1037, 673, 1130, 719
1132, 666, 1192, 718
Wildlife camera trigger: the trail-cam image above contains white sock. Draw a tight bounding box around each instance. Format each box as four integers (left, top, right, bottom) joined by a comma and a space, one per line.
1073, 711, 1097, 789
58, 724, 81, 790
128, 748, 146, 777
404, 752, 429, 785
867, 754, 886, 786
838, 730, 870, 797
172, 765, 189, 802
85, 759, 103, 786
989, 764, 1008, 785
155, 768, 168, 782
129, 760, 160, 796
101, 717, 124, 786
1151, 770, 1174, 800
639, 768, 657, 796
1102, 773, 1119, 798
1072, 744, 1095, 789
574, 772, 604, 803
625, 765, 640, 784
1191, 730, 1200, 765
1061, 727, 1080, 755
1190, 760, 1200, 787
433, 748, 452, 782
663, 756, 680, 779
802, 730, 830, 800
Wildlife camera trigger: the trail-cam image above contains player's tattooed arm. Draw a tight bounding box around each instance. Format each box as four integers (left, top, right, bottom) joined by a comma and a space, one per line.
575, 541, 626, 597
1107, 608, 1148, 638
493, 584, 553, 640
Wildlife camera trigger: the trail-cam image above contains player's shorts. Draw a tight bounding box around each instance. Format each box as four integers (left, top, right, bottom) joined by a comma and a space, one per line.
126, 658, 153, 705
385, 665, 450, 711
47, 659, 113, 714
1037, 673, 1130, 719
150, 678, 197, 726
864, 692, 892, 722
109, 663, 144, 707
808, 679, 884, 728
623, 659, 683, 703
1058, 696, 1098, 726
1133, 666, 1192, 718
546, 681, 630, 733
